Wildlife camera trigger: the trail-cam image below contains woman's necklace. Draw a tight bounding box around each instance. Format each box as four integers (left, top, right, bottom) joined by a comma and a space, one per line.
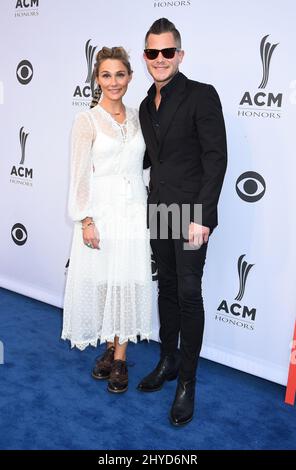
98, 103, 127, 128
101, 104, 125, 117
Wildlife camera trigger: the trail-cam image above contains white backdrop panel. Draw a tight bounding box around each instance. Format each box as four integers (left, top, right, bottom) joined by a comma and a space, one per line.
0, 0, 295, 385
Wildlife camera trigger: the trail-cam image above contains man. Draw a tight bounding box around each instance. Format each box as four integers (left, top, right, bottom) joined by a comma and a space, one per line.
137, 18, 227, 426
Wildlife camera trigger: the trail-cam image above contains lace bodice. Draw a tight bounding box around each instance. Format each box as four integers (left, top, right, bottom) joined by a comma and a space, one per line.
68, 105, 146, 221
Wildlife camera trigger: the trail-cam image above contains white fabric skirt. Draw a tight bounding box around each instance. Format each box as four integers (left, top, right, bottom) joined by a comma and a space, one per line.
62, 174, 152, 350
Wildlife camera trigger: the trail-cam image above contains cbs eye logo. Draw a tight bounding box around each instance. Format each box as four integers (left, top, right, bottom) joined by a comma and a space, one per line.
236, 171, 266, 202
16, 60, 33, 85
11, 223, 28, 246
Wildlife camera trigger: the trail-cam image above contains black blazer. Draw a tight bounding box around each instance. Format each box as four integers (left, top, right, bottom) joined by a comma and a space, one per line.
140, 72, 227, 231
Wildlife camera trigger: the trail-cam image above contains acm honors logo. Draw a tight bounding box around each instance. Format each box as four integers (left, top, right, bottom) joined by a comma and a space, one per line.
216, 255, 256, 331
72, 39, 97, 107
216, 172, 265, 329
10, 127, 33, 187
238, 34, 283, 119
153, 0, 191, 7
15, 0, 39, 17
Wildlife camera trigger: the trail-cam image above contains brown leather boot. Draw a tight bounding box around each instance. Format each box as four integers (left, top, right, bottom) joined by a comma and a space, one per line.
91, 346, 115, 380
107, 359, 128, 393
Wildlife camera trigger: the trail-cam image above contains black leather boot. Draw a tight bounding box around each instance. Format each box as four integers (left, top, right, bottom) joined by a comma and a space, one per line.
137, 351, 180, 392
170, 378, 196, 426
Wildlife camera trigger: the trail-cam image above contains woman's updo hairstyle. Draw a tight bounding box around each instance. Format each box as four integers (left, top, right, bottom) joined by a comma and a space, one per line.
90, 46, 132, 109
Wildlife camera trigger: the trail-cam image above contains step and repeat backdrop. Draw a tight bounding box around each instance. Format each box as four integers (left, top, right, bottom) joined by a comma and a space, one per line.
0, 0, 295, 385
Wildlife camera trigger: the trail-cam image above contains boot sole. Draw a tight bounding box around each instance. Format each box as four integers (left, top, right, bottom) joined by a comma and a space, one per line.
169, 415, 193, 427
107, 385, 128, 394
91, 371, 110, 380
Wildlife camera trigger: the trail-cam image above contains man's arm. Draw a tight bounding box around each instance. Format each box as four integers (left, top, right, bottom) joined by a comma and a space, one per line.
193, 84, 227, 230
143, 149, 152, 169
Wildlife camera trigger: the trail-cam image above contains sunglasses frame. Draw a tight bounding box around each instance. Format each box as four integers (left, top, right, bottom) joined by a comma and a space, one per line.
144, 47, 181, 60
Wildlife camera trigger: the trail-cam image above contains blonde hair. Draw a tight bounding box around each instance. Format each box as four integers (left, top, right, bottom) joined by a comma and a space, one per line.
94, 46, 132, 77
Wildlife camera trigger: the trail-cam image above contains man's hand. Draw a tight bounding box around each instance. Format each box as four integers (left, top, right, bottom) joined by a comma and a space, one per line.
188, 222, 210, 248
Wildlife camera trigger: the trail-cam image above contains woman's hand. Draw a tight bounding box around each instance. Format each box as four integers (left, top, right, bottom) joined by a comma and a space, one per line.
82, 223, 100, 250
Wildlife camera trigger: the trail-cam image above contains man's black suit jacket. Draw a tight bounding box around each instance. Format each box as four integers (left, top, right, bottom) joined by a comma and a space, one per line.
140, 72, 227, 231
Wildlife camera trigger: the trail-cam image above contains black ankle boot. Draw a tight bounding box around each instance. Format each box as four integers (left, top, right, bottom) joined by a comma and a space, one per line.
170, 378, 196, 426
137, 351, 180, 392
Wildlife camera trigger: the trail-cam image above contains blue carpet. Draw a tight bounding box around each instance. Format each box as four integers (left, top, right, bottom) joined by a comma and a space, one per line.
0, 287, 295, 450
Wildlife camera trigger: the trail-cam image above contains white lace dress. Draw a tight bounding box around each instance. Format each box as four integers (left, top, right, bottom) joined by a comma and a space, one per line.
62, 105, 152, 350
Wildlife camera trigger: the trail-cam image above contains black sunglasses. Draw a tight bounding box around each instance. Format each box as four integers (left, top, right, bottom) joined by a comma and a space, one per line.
144, 47, 180, 60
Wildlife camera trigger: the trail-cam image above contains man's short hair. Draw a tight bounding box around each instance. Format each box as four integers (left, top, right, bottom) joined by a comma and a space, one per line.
145, 18, 182, 48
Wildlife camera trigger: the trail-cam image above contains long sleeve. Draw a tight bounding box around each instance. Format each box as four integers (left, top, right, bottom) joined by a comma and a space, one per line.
68, 112, 94, 222
194, 85, 227, 228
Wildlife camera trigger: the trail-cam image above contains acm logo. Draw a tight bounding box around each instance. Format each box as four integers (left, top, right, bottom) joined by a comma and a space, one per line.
72, 40, 96, 106
15, 0, 39, 17
238, 35, 282, 118
10, 127, 33, 186
16, 0, 39, 7
216, 255, 256, 329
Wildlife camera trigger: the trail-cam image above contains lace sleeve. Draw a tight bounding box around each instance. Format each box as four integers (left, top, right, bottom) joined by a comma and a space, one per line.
68, 112, 95, 222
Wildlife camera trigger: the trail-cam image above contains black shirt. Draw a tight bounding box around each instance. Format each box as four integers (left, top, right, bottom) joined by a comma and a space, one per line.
147, 71, 183, 143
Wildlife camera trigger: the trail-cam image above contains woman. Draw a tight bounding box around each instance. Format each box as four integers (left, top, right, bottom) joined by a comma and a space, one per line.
62, 47, 152, 394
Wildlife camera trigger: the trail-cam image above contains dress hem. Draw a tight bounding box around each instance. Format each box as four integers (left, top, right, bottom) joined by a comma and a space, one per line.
61, 331, 152, 351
